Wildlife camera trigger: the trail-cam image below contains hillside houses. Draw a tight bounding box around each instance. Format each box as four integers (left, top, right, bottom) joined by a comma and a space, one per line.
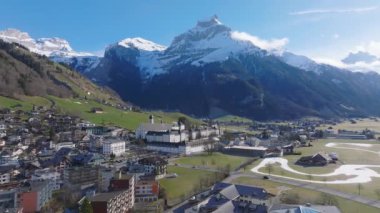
0, 103, 350, 213
0, 106, 174, 212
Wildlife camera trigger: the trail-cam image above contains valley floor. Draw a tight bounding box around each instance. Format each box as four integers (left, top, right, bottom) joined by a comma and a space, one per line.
250, 139, 380, 201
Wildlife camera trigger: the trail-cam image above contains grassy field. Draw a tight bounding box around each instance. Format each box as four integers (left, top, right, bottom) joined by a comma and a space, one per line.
159, 166, 218, 205
214, 115, 253, 123
174, 152, 250, 170
277, 139, 380, 174
318, 118, 380, 133
52, 97, 201, 130
222, 124, 261, 135
257, 164, 353, 182
231, 177, 380, 213
293, 139, 379, 170
0, 95, 52, 111
0, 95, 201, 130
248, 138, 380, 200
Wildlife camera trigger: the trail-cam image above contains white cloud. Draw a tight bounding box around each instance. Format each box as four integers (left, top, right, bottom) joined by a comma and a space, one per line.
313, 57, 346, 68
290, 6, 377, 16
313, 56, 380, 73
348, 60, 380, 73
355, 41, 380, 57
231, 31, 289, 53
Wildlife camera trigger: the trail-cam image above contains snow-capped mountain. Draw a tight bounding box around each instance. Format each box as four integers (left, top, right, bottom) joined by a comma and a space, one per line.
85, 16, 380, 120
0, 28, 99, 72
0, 28, 88, 57
104, 37, 167, 77
99, 15, 331, 79
4, 17, 380, 120
164, 15, 265, 66
100, 15, 270, 78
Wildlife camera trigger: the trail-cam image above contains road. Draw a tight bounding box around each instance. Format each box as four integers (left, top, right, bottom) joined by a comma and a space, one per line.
224, 172, 380, 209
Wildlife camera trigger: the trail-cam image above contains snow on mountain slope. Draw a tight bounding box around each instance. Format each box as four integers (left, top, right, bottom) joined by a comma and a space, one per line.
165, 15, 265, 66
0, 28, 92, 57
105, 37, 168, 77
280, 52, 324, 74
0, 28, 35, 47
118, 37, 166, 51
105, 16, 278, 78
0, 28, 99, 72
50, 55, 100, 73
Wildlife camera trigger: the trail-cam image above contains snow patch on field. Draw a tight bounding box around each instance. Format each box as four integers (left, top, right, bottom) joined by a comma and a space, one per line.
326, 142, 373, 148
251, 142, 380, 184
252, 157, 380, 184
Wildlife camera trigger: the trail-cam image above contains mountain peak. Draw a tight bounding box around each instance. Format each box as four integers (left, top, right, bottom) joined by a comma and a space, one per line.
0, 28, 33, 41
190, 15, 230, 34
196, 15, 222, 28
0, 28, 93, 58
118, 37, 166, 52
36, 37, 73, 53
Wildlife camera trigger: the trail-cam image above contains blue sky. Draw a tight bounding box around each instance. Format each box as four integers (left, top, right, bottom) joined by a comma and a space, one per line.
1, 0, 379, 62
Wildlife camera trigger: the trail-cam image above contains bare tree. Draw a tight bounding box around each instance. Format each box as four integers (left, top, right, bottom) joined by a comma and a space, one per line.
265, 163, 274, 175
204, 141, 216, 155
357, 183, 363, 195
307, 174, 313, 181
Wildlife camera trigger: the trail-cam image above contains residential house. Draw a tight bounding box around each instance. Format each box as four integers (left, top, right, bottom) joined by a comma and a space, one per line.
296, 153, 332, 166
108, 173, 135, 211
281, 144, 294, 155
39, 147, 72, 175
63, 166, 100, 190
77, 121, 96, 128
90, 190, 133, 213
91, 107, 104, 114
0, 122, 6, 138
0, 184, 18, 211
0, 166, 14, 185
18, 180, 54, 213
103, 140, 125, 157
185, 183, 275, 213
135, 180, 159, 203
137, 157, 167, 179
98, 167, 115, 192
31, 168, 61, 190
53, 142, 75, 151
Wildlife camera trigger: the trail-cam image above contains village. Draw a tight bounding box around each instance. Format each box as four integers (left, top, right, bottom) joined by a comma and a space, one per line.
0, 104, 380, 213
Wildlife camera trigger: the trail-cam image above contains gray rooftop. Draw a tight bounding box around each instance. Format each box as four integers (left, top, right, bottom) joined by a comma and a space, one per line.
138, 123, 173, 132
90, 190, 126, 202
